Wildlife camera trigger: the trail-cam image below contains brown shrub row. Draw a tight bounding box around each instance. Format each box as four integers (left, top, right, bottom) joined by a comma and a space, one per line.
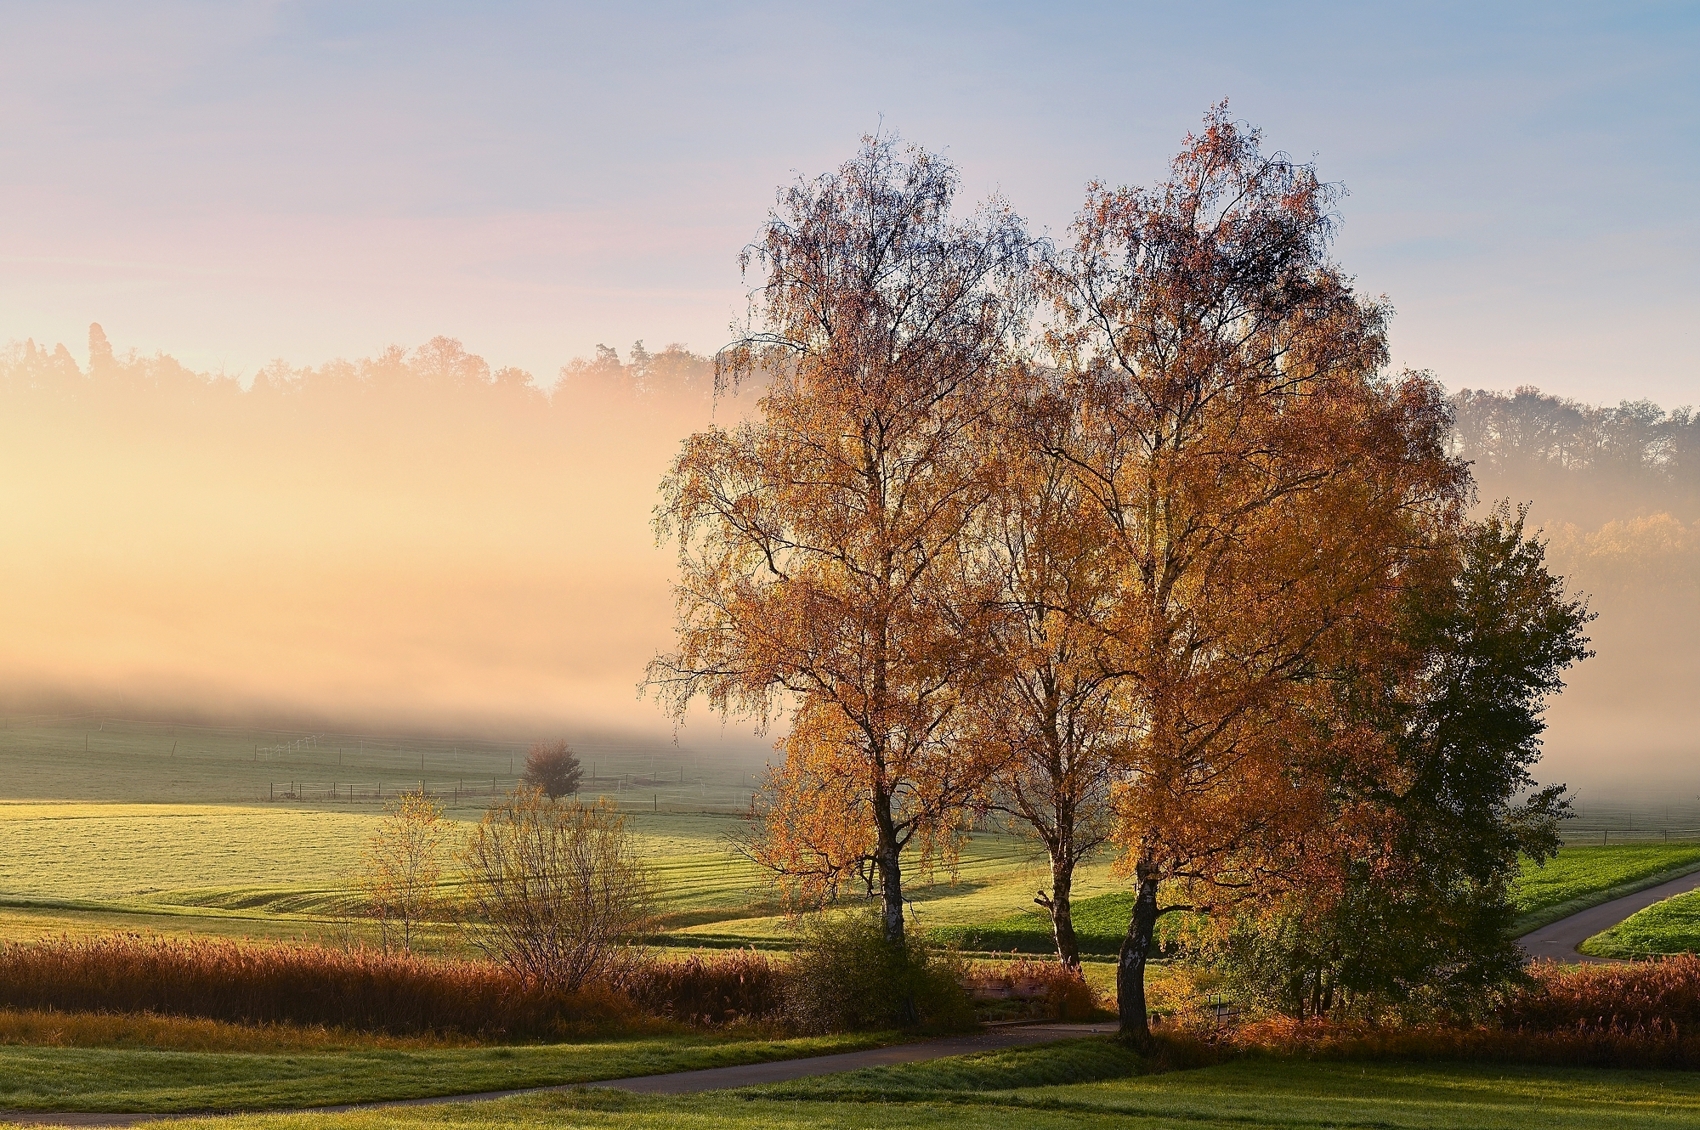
1215, 1015, 1700, 1071
1150, 957, 1700, 1071
615, 950, 787, 1027
1504, 956, 1700, 1032
0, 1007, 464, 1051
0, 936, 1087, 1039
0, 936, 786, 1038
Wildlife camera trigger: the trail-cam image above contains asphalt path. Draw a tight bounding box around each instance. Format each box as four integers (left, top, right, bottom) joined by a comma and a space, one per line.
0, 1021, 1119, 1127
1518, 865, 1700, 963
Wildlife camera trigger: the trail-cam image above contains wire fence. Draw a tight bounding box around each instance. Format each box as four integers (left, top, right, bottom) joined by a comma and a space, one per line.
262, 777, 759, 813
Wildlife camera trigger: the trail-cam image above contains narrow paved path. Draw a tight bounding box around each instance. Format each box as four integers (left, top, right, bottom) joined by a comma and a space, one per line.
1519, 867, 1700, 963
0, 1022, 1118, 1127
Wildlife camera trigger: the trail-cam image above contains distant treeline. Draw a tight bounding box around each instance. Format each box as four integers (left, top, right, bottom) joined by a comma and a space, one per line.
1453, 387, 1699, 528
1, 326, 719, 412
5, 332, 1687, 493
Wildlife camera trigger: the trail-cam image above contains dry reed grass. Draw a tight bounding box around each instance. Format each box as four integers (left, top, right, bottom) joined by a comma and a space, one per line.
0, 935, 641, 1038
0, 1008, 464, 1051
1152, 956, 1700, 1070
0, 935, 804, 1041
618, 949, 786, 1027
964, 958, 1101, 1020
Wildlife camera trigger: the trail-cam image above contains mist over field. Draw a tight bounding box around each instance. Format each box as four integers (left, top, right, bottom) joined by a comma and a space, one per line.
1453, 389, 1700, 801
0, 330, 1693, 797
0, 327, 762, 755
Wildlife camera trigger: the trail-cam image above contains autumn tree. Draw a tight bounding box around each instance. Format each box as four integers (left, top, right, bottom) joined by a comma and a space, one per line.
1039, 106, 1465, 1039
522, 739, 583, 800
966, 380, 1124, 969
646, 135, 1032, 948
358, 790, 451, 953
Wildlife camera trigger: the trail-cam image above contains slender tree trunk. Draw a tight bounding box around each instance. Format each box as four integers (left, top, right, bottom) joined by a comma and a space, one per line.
1049, 856, 1081, 970
1116, 864, 1160, 1043
870, 785, 917, 1025
871, 785, 906, 947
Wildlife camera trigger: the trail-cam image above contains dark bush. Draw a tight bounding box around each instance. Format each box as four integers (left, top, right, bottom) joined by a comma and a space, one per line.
782, 910, 973, 1034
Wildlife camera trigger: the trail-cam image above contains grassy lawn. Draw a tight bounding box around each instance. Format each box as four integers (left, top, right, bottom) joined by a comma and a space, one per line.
5, 798, 1696, 951
58, 1040, 1700, 1128
1582, 888, 1700, 957
1511, 842, 1700, 934
931, 891, 1130, 956
0, 1031, 883, 1113
0, 800, 1121, 952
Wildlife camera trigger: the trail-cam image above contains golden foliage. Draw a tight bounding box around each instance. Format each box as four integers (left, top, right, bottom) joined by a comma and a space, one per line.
649, 135, 1029, 941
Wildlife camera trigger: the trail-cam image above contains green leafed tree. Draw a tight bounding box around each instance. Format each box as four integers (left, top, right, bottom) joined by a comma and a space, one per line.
1208, 502, 1593, 1018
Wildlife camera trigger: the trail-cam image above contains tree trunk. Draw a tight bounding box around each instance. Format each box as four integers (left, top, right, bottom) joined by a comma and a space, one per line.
876, 832, 905, 947
1049, 857, 1081, 970
870, 791, 917, 1025
1116, 865, 1160, 1043
871, 787, 906, 947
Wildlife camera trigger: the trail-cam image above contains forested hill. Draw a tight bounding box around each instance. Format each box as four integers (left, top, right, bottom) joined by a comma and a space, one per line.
1453, 386, 1699, 798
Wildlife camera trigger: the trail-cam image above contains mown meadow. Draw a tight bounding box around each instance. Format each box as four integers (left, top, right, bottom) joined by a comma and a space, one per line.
18, 1040, 1700, 1129
7, 720, 1700, 1125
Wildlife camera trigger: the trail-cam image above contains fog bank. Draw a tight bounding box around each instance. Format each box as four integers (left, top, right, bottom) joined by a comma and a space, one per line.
0, 328, 759, 750
1453, 387, 1700, 801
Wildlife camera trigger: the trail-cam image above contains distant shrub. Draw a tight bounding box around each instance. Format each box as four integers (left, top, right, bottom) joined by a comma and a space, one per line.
782, 910, 973, 1034
521, 740, 584, 800
964, 958, 1100, 1021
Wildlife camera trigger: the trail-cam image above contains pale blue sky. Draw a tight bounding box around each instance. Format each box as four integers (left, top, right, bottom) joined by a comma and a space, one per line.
1, 1, 1694, 403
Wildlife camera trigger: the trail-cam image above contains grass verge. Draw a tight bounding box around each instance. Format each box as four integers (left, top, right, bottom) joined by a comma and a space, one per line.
1511, 843, 1700, 935
0, 1031, 886, 1113
1581, 889, 1700, 958
60, 1043, 1700, 1129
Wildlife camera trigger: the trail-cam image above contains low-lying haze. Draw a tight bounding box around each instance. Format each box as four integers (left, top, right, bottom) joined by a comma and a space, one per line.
1, 334, 1692, 798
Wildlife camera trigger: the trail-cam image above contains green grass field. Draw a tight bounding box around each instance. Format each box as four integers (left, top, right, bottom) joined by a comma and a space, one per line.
32, 1040, 1700, 1129
1510, 843, 1700, 934
1581, 888, 1700, 958
5, 726, 1700, 1124
4, 797, 1697, 954
0, 1031, 885, 1114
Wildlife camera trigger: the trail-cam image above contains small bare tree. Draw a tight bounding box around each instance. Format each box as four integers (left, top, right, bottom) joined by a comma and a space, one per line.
462, 790, 650, 989
358, 790, 451, 953
522, 740, 584, 800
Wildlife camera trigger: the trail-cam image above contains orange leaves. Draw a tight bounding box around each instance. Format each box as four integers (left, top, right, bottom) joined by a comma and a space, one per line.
1037, 105, 1468, 921
648, 136, 1030, 942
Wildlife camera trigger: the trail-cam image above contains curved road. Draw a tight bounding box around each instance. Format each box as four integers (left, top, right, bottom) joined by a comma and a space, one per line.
1519, 866, 1700, 963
